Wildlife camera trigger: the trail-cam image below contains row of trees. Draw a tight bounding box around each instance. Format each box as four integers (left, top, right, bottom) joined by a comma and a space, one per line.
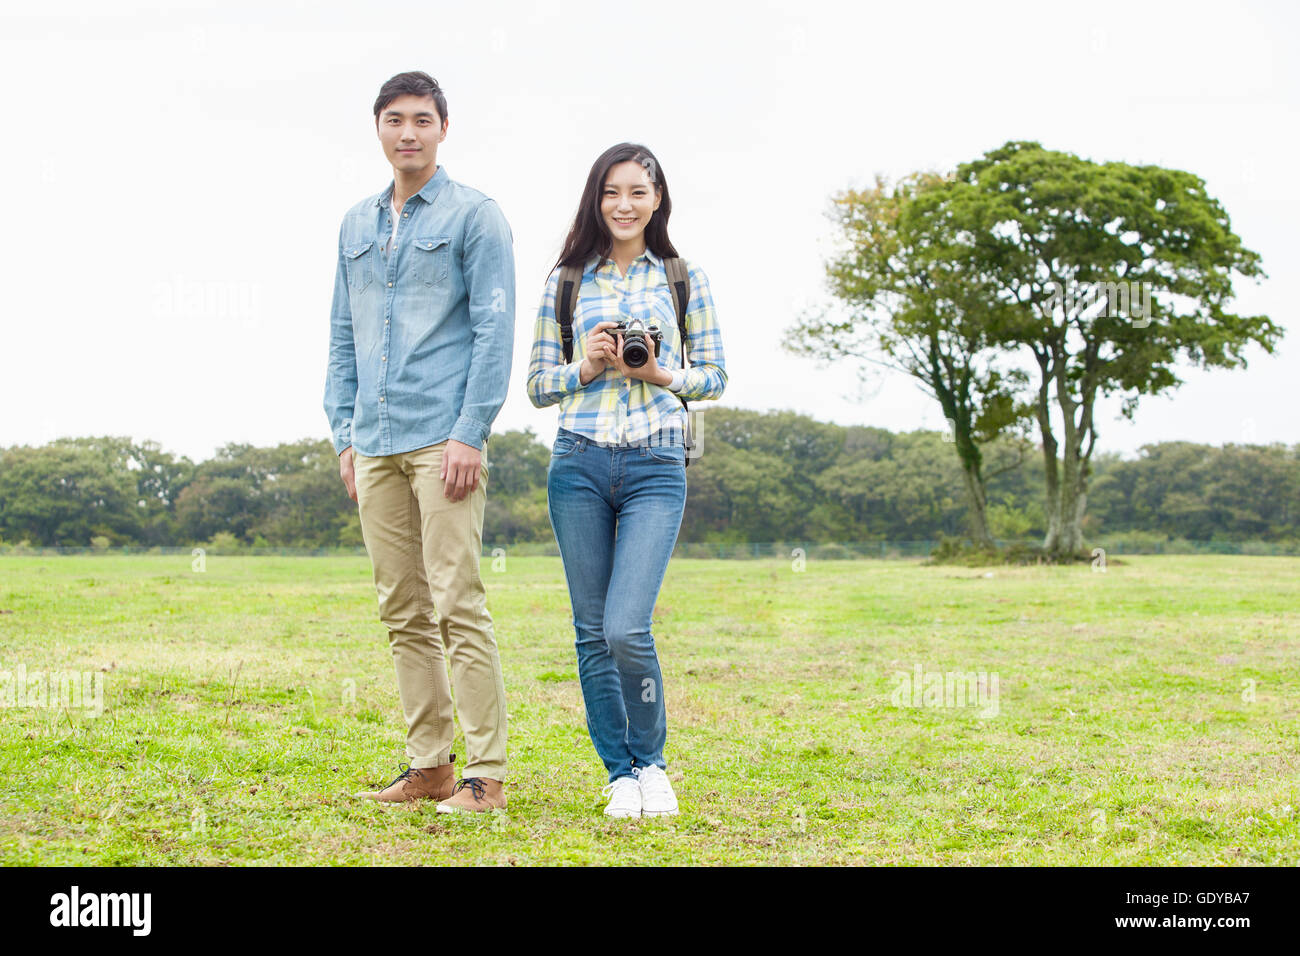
1, 408, 1296, 548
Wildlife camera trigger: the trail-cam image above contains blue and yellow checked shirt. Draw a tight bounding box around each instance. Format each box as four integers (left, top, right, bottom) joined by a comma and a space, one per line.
526, 246, 726, 444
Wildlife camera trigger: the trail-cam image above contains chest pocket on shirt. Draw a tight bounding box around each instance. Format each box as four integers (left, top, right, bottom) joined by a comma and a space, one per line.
412, 236, 452, 285
343, 240, 375, 293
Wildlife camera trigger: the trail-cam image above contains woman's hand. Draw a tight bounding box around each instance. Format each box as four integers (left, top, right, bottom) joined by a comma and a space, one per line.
578, 321, 618, 385
610, 330, 673, 386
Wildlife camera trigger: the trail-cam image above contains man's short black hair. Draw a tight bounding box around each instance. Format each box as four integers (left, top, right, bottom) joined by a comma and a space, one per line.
373, 71, 447, 127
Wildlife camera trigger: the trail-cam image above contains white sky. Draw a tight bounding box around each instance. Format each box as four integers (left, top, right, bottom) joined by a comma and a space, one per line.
1, 0, 1296, 463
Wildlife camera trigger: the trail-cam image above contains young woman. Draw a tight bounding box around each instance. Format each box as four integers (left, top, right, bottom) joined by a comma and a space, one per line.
526, 143, 726, 818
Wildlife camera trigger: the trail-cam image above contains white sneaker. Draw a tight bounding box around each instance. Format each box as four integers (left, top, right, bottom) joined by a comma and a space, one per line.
634, 765, 679, 816
602, 775, 642, 818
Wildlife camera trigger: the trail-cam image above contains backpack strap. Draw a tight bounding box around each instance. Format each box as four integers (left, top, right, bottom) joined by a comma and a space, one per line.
662, 256, 690, 366
556, 264, 585, 363
662, 256, 696, 467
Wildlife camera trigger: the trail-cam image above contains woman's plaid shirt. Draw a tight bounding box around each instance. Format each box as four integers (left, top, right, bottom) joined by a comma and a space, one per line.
525, 246, 727, 445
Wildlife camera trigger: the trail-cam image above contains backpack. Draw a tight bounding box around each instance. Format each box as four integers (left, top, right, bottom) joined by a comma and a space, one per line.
555, 256, 695, 466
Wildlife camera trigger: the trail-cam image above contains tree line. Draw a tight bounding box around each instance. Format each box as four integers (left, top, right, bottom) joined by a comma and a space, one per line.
0, 407, 1295, 549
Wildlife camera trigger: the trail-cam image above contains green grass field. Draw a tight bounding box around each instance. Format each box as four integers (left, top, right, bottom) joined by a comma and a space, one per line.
1, 553, 1296, 865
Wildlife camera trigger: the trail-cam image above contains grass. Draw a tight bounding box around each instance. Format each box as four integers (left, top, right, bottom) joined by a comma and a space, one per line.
0, 553, 1297, 865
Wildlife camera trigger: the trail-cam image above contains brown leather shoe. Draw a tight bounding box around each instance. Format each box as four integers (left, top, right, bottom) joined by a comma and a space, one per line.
435, 776, 506, 814
356, 756, 456, 803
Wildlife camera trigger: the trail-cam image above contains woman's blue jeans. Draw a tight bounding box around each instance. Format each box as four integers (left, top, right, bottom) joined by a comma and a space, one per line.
547, 427, 687, 783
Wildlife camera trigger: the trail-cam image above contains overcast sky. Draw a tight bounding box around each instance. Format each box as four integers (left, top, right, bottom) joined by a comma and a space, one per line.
1, 0, 1296, 463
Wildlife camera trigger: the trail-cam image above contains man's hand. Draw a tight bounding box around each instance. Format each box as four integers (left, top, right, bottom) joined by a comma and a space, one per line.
339, 446, 358, 502
441, 439, 481, 502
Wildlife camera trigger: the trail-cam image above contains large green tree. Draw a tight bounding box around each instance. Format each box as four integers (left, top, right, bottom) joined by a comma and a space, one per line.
927, 140, 1280, 555
795, 141, 1281, 556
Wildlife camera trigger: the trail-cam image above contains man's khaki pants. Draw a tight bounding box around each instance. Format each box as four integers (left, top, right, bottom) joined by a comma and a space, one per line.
352, 440, 507, 780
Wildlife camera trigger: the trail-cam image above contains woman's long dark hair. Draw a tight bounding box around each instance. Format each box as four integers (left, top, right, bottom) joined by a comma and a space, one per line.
552, 142, 679, 275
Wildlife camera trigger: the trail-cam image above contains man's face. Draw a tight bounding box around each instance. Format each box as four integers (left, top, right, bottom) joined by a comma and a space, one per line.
376, 93, 447, 177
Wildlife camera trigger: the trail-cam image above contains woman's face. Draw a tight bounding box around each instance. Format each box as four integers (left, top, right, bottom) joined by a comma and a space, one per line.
601, 160, 662, 244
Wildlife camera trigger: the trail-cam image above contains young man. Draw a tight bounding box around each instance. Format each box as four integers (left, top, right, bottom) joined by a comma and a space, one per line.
323, 71, 515, 813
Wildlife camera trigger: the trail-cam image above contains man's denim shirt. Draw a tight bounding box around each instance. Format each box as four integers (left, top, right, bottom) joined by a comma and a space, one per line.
324, 165, 516, 457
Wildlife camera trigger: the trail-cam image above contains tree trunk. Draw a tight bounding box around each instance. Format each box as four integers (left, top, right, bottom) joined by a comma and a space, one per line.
1044, 342, 1099, 560
1055, 386, 1097, 558
1034, 351, 1063, 553
1056, 469, 1086, 554
958, 460, 997, 549
933, 374, 998, 552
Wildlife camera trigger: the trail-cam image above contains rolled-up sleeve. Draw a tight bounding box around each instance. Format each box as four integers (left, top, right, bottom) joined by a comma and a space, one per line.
526, 267, 587, 408
452, 198, 516, 449
677, 262, 727, 401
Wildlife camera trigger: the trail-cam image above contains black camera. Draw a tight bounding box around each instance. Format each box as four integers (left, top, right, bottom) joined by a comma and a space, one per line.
610, 319, 663, 369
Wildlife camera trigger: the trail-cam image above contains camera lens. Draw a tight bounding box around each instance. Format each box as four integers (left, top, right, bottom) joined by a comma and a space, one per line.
623, 339, 649, 368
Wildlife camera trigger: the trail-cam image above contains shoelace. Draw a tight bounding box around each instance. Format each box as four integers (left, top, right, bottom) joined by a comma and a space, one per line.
380, 763, 420, 791
602, 777, 638, 798
453, 777, 487, 802
635, 766, 673, 798
377, 755, 456, 792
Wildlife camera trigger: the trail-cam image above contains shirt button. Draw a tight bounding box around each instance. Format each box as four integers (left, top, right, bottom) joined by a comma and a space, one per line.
384, 319, 389, 325
381, 355, 386, 361
379, 396, 385, 402
387, 281, 393, 287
